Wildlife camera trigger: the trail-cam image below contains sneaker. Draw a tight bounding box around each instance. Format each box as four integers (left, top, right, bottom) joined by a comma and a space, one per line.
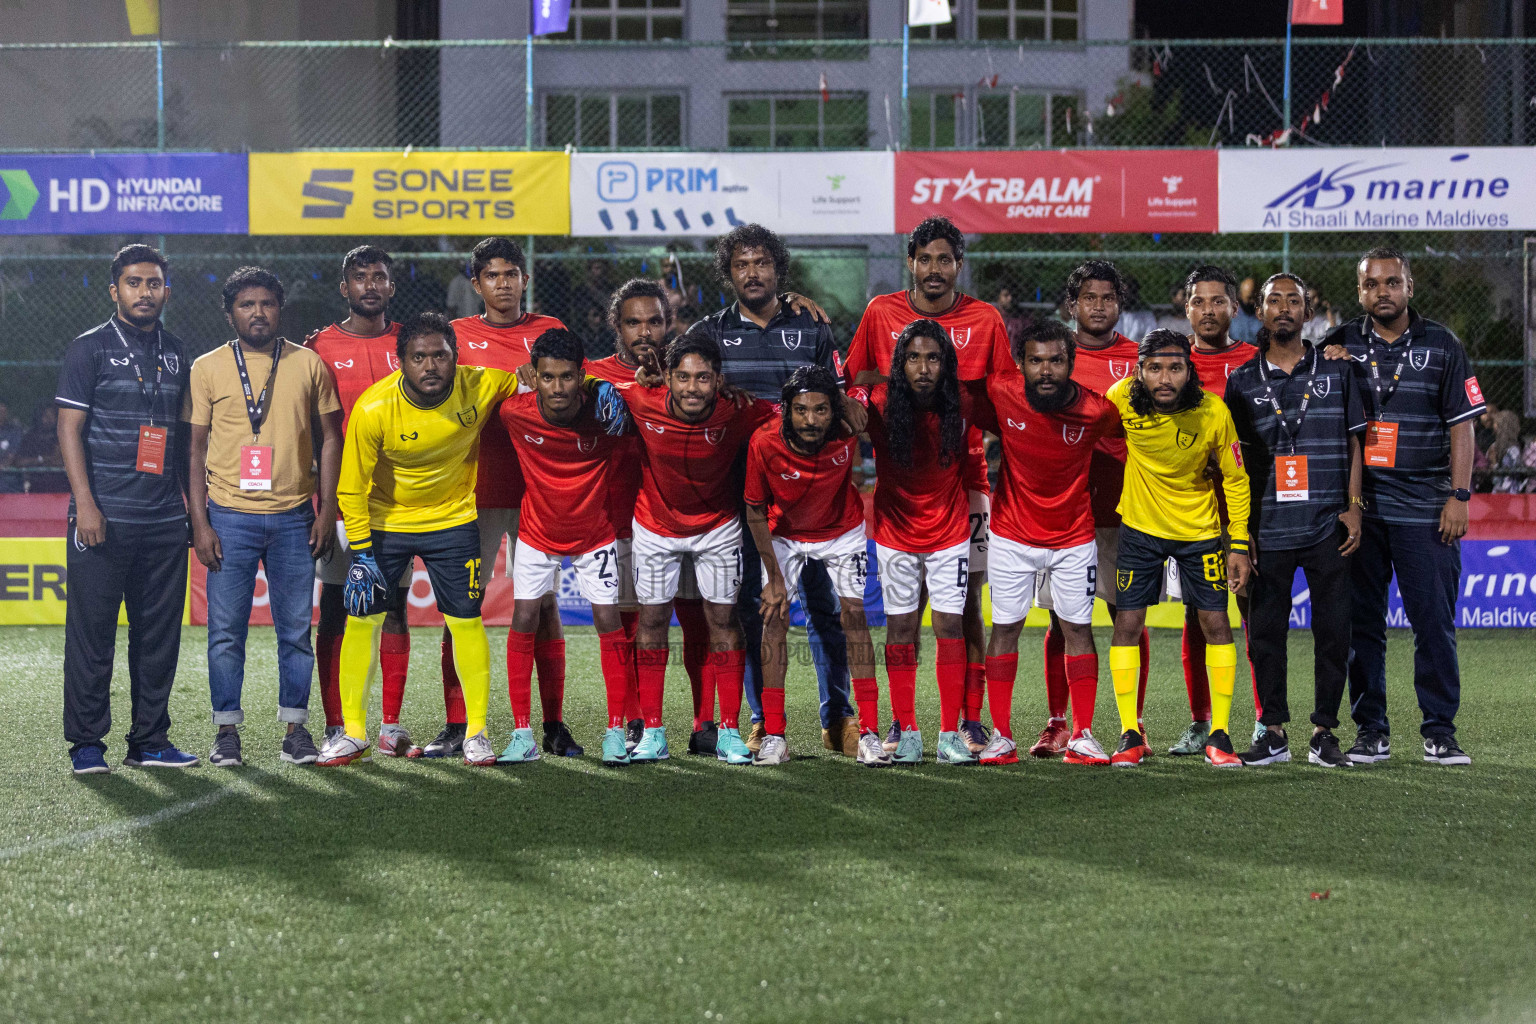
496, 727, 541, 764
1167, 719, 1212, 756
71, 747, 111, 775
978, 731, 1018, 766
625, 718, 644, 754
1424, 736, 1471, 766
600, 727, 630, 766
856, 731, 892, 767
377, 723, 412, 758
210, 729, 243, 767
1346, 731, 1391, 765
1203, 728, 1242, 768
462, 730, 496, 766
1251, 718, 1267, 748
1063, 730, 1110, 765
688, 721, 719, 757
891, 729, 924, 765
630, 726, 670, 762
281, 726, 319, 765
714, 726, 753, 765
1028, 719, 1070, 758
1110, 729, 1149, 767
1239, 728, 1291, 766
937, 730, 979, 765
323, 725, 346, 744
1307, 731, 1351, 768
123, 745, 199, 768
408, 723, 465, 759
882, 720, 902, 753
316, 732, 369, 767
753, 735, 790, 765
959, 719, 991, 754
744, 721, 767, 754
542, 721, 584, 758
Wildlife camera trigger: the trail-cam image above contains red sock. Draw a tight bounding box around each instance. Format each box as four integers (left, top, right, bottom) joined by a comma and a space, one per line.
1137, 628, 1150, 720
1065, 652, 1099, 736
315, 630, 343, 729
598, 629, 633, 729
762, 686, 787, 736
620, 609, 638, 640
852, 677, 880, 734
1181, 615, 1212, 722
620, 609, 642, 721
635, 647, 669, 729
441, 637, 466, 725
675, 599, 710, 722
936, 638, 967, 733
885, 643, 918, 731
1043, 626, 1069, 721
534, 638, 566, 724
506, 629, 535, 731
985, 653, 1018, 739
962, 662, 985, 722
711, 648, 744, 730
379, 630, 410, 725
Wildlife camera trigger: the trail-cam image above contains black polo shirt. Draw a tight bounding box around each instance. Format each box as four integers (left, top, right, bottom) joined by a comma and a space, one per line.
1325, 311, 1484, 525
54, 317, 190, 524
1225, 343, 1365, 552
689, 302, 841, 401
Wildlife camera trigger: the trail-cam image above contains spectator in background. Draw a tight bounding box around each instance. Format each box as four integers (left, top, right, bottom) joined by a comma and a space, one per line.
992, 284, 1026, 344
1230, 276, 1262, 342
1521, 433, 1536, 494
11, 405, 69, 492
445, 261, 482, 319
1116, 275, 1156, 340
1154, 283, 1190, 335
1480, 402, 1523, 493
1303, 286, 1338, 342
0, 402, 22, 467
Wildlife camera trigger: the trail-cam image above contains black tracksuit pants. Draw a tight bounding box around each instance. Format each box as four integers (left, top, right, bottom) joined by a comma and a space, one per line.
1246, 526, 1352, 730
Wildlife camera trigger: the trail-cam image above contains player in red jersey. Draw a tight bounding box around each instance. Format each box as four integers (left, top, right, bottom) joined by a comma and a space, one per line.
307, 246, 417, 753
864, 320, 977, 765
745, 366, 885, 767
623, 332, 775, 764
498, 329, 636, 765
967, 320, 1123, 766
845, 216, 1011, 755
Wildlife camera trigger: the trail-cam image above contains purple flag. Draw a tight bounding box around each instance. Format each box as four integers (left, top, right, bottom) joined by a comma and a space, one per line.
532, 0, 571, 35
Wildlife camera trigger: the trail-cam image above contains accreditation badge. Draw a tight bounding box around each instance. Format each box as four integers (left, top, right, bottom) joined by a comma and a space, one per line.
239, 445, 274, 491
1275, 455, 1309, 502
135, 425, 168, 475
1363, 421, 1398, 468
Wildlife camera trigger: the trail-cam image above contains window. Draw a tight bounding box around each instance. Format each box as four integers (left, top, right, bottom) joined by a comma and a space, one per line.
908, 91, 961, 148
726, 1, 869, 57
976, 90, 1080, 147
727, 93, 868, 148
977, 0, 1080, 42
544, 0, 685, 41
545, 92, 684, 148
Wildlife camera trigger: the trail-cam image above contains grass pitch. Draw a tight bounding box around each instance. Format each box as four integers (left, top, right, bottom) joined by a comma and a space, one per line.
1, 625, 1533, 1024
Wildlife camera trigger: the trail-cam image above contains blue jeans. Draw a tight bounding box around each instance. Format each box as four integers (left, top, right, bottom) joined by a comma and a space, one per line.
739, 542, 853, 728
206, 503, 316, 726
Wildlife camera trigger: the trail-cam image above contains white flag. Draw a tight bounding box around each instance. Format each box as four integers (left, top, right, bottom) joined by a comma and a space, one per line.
908, 0, 952, 27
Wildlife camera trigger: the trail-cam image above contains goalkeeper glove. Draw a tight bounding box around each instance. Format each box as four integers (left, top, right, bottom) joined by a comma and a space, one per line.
591, 379, 632, 437
344, 549, 388, 617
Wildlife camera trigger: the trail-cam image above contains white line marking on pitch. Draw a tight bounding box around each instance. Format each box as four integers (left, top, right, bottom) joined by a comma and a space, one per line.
0, 785, 239, 862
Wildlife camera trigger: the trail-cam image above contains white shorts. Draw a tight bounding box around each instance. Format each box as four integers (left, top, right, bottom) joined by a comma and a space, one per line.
968, 490, 991, 576
632, 517, 743, 605
875, 538, 970, 617
513, 538, 622, 606
478, 507, 519, 579
989, 535, 1097, 626
315, 520, 414, 588
1038, 525, 1118, 610
769, 525, 870, 604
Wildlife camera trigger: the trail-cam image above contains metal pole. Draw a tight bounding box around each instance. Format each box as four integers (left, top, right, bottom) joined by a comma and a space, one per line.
525, 33, 534, 149
525, 235, 536, 312
155, 36, 165, 150
900, 22, 910, 149
1281, 13, 1292, 271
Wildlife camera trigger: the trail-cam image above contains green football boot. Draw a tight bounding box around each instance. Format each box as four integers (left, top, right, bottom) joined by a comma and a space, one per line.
600, 726, 630, 766
630, 725, 670, 762
714, 726, 753, 765
1167, 719, 1212, 756
891, 729, 924, 765
936, 730, 979, 765
495, 727, 541, 764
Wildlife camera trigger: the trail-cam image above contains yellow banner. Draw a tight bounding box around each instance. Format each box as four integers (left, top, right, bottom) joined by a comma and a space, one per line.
248, 151, 571, 235
0, 539, 192, 626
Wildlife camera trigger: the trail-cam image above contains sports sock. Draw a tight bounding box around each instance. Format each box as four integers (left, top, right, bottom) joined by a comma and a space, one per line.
443, 615, 492, 737
935, 637, 967, 733
440, 637, 466, 725
315, 629, 343, 729
852, 676, 880, 735
598, 629, 633, 729
338, 613, 384, 740
620, 609, 639, 640
762, 686, 787, 737
885, 643, 918, 731
711, 648, 745, 731
962, 662, 986, 721
635, 647, 669, 729
505, 629, 535, 731
534, 638, 566, 724
1109, 644, 1141, 735
1065, 652, 1099, 736
1206, 642, 1238, 734
620, 610, 642, 721
379, 630, 410, 726
674, 598, 710, 721
984, 653, 1018, 740
1137, 628, 1150, 720
1181, 613, 1212, 722
1043, 626, 1069, 720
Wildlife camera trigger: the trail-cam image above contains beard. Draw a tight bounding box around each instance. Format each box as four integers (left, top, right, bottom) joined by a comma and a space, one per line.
1025, 379, 1073, 412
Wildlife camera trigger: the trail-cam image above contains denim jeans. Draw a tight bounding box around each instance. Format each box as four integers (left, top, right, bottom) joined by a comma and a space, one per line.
739, 542, 853, 728
206, 502, 316, 725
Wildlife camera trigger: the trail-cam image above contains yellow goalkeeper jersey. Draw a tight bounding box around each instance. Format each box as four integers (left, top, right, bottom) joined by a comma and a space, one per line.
339, 365, 520, 546
1104, 376, 1251, 548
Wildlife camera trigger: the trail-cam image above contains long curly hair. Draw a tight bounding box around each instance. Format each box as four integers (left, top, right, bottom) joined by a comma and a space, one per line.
884, 319, 965, 471
1127, 328, 1204, 417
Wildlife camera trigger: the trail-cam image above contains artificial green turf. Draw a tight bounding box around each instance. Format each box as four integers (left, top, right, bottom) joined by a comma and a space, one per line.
1, 625, 1533, 1024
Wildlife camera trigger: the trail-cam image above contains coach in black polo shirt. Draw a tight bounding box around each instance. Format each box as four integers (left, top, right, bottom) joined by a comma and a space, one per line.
55, 244, 196, 774
1323, 247, 1483, 767
1225, 273, 1365, 769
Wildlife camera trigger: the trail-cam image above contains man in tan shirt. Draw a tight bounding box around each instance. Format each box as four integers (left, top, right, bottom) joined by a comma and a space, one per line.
187, 266, 342, 767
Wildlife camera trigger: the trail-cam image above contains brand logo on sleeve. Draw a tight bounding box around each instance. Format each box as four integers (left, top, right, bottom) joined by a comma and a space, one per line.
523, 434, 544, 444
468, 341, 489, 350
333, 359, 354, 369
779, 470, 802, 480
644, 421, 665, 433
1006, 418, 1027, 431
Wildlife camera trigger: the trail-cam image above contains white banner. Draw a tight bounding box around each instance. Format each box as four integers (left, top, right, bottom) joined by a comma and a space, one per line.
1219, 147, 1536, 233
570, 152, 894, 237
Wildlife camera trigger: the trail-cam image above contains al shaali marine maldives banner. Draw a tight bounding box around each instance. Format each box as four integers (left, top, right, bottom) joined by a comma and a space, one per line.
0, 153, 247, 234
570, 152, 894, 236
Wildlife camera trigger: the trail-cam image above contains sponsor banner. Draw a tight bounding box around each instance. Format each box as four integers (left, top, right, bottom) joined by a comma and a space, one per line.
249, 151, 570, 235
1219, 148, 1536, 233
0, 153, 246, 235
895, 150, 1218, 234
0, 538, 187, 626
570, 152, 894, 237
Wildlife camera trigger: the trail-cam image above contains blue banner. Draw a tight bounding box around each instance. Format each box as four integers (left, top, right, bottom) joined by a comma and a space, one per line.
0, 153, 247, 235
532, 0, 572, 36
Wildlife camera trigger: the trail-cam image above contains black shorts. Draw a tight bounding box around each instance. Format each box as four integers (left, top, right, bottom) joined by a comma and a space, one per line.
370, 522, 483, 619
1115, 524, 1228, 612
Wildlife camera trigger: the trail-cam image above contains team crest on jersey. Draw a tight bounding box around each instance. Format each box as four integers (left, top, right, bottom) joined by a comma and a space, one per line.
162, 353, 179, 375
704, 427, 726, 445
468, 340, 489, 350
1006, 418, 1027, 431
832, 444, 850, 466
1313, 375, 1332, 398
577, 435, 598, 453
1109, 360, 1132, 379
457, 407, 478, 428
523, 434, 544, 444
1410, 349, 1430, 371
1117, 569, 1133, 590
386, 353, 400, 371
1062, 425, 1086, 445
780, 330, 803, 351
333, 359, 354, 369
1176, 429, 1196, 449
950, 328, 972, 350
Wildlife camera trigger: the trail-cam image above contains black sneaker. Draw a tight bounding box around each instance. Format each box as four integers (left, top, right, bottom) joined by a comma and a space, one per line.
409, 723, 466, 759
882, 720, 901, 753
1308, 731, 1351, 768
542, 721, 585, 758
209, 728, 242, 767
625, 718, 644, 754
281, 725, 319, 765
1346, 731, 1391, 764
1240, 728, 1291, 766
1423, 735, 1471, 766
688, 720, 719, 756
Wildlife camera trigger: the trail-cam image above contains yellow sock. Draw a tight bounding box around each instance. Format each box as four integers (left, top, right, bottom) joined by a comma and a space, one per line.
1109, 645, 1141, 735
1207, 642, 1238, 734
339, 613, 384, 740
444, 614, 491, 736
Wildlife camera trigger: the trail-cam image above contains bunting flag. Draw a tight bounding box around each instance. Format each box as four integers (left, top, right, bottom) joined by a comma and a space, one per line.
819, 73, 830, 103
1291, 0, 1344, 25
124, 0, 159, 36
908, 0, 953, 27
532, 0, 572, 36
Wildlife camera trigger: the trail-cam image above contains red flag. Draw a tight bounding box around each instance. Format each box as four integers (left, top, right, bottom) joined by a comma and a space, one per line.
819, 72, 830, 103
1291, 0, 1343, 25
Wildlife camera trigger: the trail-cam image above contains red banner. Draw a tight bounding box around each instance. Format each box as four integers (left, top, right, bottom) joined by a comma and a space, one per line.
894, 150, 1219, 234
1291, 0, 1344, 25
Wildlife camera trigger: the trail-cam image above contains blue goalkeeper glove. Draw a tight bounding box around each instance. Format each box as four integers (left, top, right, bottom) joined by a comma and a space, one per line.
344, 549, 388, 617
591, 379, 632, 437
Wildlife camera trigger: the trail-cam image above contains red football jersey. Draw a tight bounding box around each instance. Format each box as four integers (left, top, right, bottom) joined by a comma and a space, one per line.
624, 386, 775, 538
1190, 340, 1256, 395
308, 321, 403, 432
865, 385, 972, 553
498, 392, 622, 556
452, 312, 564, 509
743, 424, 865, 543
970, 373, 1122, 549
583, 354, 643, 540
1070, 332, 1138, 527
